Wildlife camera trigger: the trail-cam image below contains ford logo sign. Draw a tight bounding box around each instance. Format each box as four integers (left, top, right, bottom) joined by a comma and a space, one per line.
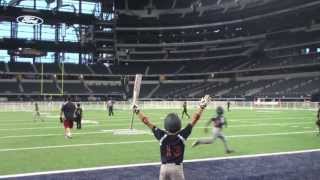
16, 15, 44, 25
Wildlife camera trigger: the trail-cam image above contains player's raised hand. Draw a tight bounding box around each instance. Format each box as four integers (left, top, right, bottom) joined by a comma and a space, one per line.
199, 95, 211, 109
132, 104, 140, 114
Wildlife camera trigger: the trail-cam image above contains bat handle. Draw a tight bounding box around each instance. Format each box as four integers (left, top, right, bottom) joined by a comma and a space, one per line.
130, 111, 134, 130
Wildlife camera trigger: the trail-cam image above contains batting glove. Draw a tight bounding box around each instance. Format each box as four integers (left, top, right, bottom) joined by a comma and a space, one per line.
60, 117, 63, 123
132, 104, 140, 114
199, 95, 211, 109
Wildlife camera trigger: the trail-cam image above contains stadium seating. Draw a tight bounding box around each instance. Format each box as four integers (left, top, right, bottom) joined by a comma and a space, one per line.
22, 81, 60, 94
288, 77, 320, 96
88, 84, 124, 94
152, 82, 201, 98
240, 56, 320, 70
0, 81, 21, 93
0, 0, 318, 101
111, 63, 148, 75
89, 64, 110, 74
147, 62, 183, 74
35, 63, 61, 74
255, 77, 315, 97
0, 62, 6, 72
62, 82, 89, 94
129, 84, 157, 98
8, 62, 34, 73
64, 63, 92, 74
227, 80, 275, 97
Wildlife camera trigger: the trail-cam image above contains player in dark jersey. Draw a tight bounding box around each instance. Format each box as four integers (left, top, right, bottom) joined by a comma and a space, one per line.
181, 101, 190, 119
33, 102, 44, 122
132, 95, 210, 180
75, 103, 83, 129
316, 103, 320, 135
192, 106, 233, 154
227, 101, 231, 112
107, 99, 114, 117
60, 98, 76, 139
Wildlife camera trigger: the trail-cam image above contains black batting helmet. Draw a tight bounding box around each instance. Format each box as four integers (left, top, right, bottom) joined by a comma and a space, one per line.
216, 106, 224, 115
164, 113, 181, 133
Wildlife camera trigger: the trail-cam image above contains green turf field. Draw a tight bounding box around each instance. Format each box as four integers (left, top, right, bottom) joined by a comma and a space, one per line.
0, 108, 319, 175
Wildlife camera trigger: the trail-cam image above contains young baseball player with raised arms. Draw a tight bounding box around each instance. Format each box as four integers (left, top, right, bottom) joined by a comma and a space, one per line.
132, 95, 211, 180
192, 106, 234, 154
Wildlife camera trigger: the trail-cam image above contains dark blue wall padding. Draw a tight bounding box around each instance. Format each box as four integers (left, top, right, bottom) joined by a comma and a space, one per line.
3, 151, 320, 180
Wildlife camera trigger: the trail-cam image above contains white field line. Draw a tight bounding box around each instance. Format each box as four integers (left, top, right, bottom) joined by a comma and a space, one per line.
197, 122, 313, 128
0, 130, 317, 152
0, 115, 314, 125
0, 122, 314, 138
1, 148, 320, 179
0, 124, 101, 131
0, 116, 314, 127
0, 129, 152, 139
0, 121, 314, 133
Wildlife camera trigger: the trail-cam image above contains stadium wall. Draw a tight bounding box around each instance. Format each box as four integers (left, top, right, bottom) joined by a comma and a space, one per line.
2, 149, 320, 180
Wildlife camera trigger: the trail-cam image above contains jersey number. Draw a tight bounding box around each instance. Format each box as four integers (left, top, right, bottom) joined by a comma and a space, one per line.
166, 145, 182, 158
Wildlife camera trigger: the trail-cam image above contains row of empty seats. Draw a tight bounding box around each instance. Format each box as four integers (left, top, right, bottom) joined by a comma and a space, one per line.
1, 55, 318, 75
0, 81, 20, 93
151, 77, 320, 98
0, 81, 123, 95
240, 56, 320, 70
0, 76, 318, 98
0, 62, 111, 75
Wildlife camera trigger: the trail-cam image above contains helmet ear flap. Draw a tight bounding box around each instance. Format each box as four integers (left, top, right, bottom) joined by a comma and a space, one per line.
164, 113, 181, 133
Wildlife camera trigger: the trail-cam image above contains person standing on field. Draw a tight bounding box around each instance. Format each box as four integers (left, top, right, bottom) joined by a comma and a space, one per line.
107, 98, 114, 117
60, 97, 76, 139
181, 101, 190, 119
34, 102, 44, 122
227, 101, 231, 112
75, 103, 83, 129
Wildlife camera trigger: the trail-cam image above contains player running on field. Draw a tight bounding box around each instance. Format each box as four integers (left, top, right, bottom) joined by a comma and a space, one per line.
60, 97, 76, 139
181, 101, 190, 119
192, 106, 234, 154
133, 95, 211, 180
34, 102, 44, 122
316, 103, 320, 135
